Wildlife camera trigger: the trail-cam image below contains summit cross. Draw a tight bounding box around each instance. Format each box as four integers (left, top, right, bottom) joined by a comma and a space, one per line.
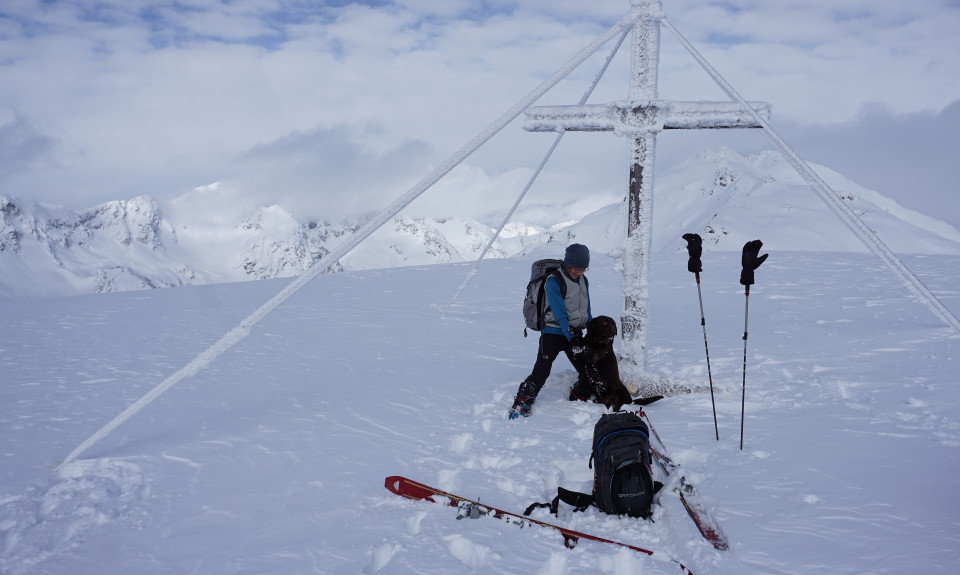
523, 0, 771, 386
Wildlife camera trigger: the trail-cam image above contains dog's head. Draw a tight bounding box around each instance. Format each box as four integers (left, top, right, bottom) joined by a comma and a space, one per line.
585, 315, 617, 346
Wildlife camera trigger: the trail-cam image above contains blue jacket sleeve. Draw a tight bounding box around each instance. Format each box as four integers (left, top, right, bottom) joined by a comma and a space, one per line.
545, 275, 574, 340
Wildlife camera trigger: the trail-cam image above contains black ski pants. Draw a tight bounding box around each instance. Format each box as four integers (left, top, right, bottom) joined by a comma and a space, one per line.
516, 333, 594, 404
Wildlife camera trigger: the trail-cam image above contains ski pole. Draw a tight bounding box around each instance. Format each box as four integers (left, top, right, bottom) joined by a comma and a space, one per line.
738, 240, 768, 450
683, 234, 718, 441
699, 274, 719, 441
740, 285, 750, 450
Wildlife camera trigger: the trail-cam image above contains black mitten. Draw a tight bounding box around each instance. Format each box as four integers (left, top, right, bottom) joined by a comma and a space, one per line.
682, 233, 703, 273
569, 335, 586, 358
740, 239, 768, 286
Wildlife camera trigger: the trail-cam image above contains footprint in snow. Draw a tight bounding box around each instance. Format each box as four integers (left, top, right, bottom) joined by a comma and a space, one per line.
443, 534, 500, 568
0, 458, 146, 575
364, 542, 402, 573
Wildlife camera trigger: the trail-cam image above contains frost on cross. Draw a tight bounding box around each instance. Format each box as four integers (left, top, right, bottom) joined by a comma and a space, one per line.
523, 0, 770, 392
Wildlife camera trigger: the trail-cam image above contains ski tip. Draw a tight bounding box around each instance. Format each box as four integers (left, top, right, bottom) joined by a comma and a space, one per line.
384, 476, 404, 495
384, 476, 437, 502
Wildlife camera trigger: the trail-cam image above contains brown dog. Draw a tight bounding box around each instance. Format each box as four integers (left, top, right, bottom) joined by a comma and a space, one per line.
579, 316, 663, 411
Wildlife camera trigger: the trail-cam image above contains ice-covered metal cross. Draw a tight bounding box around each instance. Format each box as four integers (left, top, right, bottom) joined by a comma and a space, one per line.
524, 0, 771, 385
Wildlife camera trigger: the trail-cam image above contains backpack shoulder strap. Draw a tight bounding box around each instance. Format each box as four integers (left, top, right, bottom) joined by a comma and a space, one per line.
523, 486, 594, 517
549, 268, 567, 298
537, 269, 566, 326
557, 486, 593, 511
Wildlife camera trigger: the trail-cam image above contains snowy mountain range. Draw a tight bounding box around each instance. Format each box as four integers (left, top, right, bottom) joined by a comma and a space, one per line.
3, 147, 959, 298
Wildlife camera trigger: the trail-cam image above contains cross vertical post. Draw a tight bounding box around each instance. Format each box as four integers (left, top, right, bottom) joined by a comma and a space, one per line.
523, 0, 771, 391
620, 0, 662, 378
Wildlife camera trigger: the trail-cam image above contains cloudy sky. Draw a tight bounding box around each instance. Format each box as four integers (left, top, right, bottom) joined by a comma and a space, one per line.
1, 0, 958, 230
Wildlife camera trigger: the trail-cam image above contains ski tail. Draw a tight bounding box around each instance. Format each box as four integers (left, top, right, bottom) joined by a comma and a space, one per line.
638, 411, 730, 551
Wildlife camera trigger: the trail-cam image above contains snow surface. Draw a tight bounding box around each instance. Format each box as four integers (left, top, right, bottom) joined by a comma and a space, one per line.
1, 247, 958, 574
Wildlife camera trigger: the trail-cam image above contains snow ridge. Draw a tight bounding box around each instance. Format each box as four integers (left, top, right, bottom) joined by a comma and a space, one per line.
2, 148, 959, 299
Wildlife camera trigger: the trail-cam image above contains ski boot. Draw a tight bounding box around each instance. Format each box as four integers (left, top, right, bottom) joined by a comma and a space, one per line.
508, 396, 533, 420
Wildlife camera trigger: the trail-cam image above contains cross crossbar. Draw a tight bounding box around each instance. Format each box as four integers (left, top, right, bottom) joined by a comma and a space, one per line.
524, 101, 771, 133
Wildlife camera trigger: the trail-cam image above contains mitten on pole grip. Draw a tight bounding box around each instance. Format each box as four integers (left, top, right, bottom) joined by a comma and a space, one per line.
682, 233, 703, 273
739, 239, 768, 286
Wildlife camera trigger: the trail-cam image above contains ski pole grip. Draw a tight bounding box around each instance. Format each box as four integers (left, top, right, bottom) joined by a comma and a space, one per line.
683, 233, 703, 274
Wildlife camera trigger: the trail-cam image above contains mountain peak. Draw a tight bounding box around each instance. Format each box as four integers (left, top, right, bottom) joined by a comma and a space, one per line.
1, 148, 958, 298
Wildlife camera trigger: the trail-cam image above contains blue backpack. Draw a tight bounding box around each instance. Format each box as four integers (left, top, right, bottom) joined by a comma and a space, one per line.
591, 412, 656, 517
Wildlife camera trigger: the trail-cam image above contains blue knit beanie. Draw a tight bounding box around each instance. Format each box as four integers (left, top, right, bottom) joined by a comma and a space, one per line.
563, 243, 590, 269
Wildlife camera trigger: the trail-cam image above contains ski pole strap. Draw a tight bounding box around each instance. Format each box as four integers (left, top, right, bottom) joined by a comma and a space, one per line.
524, 487, 594, 516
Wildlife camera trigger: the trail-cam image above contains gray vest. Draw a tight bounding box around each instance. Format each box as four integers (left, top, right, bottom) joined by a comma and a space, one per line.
544, 271, 589, 331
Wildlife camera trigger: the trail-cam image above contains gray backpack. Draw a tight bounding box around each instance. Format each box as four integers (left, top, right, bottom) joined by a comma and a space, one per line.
522, 259, 564, 336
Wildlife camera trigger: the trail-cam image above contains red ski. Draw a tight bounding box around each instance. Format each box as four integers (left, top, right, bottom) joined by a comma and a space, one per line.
638, 410, 730, 551
384, 475, 694, 575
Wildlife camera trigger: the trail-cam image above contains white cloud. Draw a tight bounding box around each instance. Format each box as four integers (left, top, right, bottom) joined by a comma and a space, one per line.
0, 113, 58, 178
225, 123, 432, 221
779, 101, 960, 231
0, 0, 957, 229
